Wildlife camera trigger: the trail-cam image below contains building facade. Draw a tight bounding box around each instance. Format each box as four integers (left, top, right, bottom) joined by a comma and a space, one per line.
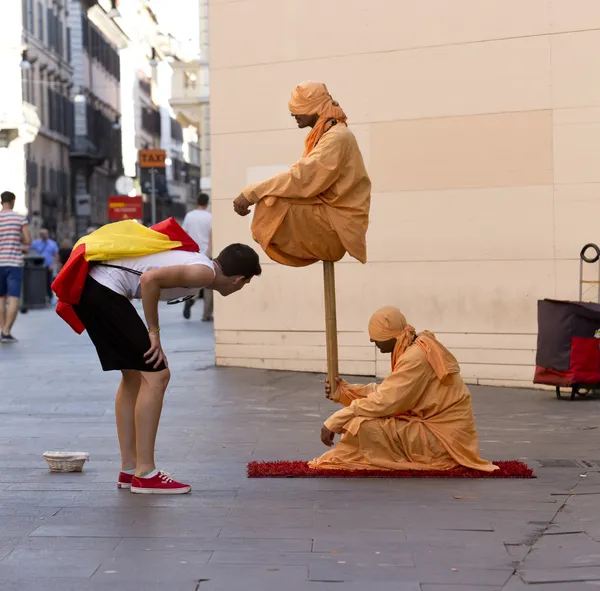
68, 0, 124, 237
22, 0, 73, 239
210, 0, 600, 388
0, 2, 41, 218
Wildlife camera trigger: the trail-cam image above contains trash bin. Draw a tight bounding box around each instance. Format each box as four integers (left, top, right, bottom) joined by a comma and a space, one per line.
21, 255, 47, 312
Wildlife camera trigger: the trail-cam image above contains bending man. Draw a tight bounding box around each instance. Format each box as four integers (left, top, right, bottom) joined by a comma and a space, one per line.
312, 307, 497, 473
233, 81, 371, 267
56, 221, 262, 494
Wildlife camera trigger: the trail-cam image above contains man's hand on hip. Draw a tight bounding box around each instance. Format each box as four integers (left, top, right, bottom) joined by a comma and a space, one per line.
145, 332, 168, 369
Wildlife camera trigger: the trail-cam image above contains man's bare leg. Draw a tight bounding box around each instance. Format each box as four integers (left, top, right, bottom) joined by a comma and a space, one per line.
0, 296, 5, 334
2, 296, 20, 336
135, 368, 170, 475
115, 370, 142, 470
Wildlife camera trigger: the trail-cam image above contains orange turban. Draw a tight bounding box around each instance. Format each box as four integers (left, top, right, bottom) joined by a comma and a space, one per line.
288, 81, 348, 157
368, 306, 460, 380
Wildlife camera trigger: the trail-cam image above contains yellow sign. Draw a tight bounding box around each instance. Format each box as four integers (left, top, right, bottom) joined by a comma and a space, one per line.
139, 149, 166, 169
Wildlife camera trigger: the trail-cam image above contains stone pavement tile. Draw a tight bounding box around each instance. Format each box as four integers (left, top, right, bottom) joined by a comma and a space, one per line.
420, 586, 501, 591
405, 529, 502, 544
310, 551, 414, 567
200, 581, 419, 591
314, 508, 494, 531
93, 563, 307, 584
31, 524, 222, 538
308, 562, 514, 585
210, 550, 315, 566
503, 575, 600, 590
92, 550, 212, 582
14, 536, 121, 551
223, 507, 316, 528
218, 526, 315, 540
411, 545, 516, 568
0, 548, 105, 578
520, 566, 600, 583
1, 580, 198, 591
523, 538, 600, 568
116, 536, 313, 552
312, 529, 408, 552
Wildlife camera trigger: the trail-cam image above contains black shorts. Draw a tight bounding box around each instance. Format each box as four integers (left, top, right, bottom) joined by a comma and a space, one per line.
74, 276, 166, 373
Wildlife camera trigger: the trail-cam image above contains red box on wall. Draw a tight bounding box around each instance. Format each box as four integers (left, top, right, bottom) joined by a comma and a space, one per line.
108, 196, 143, 221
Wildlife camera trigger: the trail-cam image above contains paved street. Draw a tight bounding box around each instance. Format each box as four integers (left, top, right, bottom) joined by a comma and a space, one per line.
2, 305, 600, 590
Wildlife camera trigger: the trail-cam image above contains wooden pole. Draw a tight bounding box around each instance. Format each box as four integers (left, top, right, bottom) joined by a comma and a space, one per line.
323, 260, 339, 399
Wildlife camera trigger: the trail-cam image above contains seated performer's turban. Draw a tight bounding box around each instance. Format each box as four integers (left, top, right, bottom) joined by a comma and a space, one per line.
368, 306, 416, 349
288, 81, 348, 157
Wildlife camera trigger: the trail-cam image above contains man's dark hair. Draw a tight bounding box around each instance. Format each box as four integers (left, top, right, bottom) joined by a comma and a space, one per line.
215, 244, 262, 279
1, 191, 16, 204
197, 192, 209, 207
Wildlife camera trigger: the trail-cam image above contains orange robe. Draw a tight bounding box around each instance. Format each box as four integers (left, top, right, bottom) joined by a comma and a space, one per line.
242, 124, 371, 267
310, 341, 497, 472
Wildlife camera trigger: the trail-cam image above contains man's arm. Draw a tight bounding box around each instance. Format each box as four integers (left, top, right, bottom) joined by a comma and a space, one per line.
21, 224, 31, 251
139, 264, 215, 369
140, 264, 215, 330
241, 132, 347, 205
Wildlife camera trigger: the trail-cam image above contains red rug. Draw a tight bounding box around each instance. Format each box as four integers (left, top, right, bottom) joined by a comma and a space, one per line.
248, 460, 534, 479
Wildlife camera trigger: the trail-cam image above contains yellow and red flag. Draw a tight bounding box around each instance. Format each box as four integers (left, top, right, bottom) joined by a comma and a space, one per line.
52, 218, 199, 334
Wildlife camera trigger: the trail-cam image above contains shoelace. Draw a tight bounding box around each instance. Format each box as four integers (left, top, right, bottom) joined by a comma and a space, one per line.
159, 471, 174, 484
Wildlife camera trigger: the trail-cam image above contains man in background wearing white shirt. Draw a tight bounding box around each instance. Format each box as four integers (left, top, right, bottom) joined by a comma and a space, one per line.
182, 193, 213, 321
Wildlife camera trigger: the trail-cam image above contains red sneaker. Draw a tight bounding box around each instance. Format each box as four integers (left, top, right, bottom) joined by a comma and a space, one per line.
130, 471, 191, 495
117, 471, 134, 489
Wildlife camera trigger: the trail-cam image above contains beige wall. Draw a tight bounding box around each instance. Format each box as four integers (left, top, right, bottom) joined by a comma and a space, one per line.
209, 0, 600, 388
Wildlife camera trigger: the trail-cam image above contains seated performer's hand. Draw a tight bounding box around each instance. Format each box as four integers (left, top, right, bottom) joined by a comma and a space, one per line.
320, 424, 335, 447
233, 194, 252, 217
324, 377, 341, 399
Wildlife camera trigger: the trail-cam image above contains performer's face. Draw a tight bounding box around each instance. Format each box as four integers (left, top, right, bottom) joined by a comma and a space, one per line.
371, 337, 397, 354
291, 113, 319, 129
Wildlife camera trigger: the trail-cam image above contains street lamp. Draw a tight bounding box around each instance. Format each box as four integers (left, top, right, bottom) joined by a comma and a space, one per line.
20, 50, 32, 70
107, 0, 120, 18
74, 88, 85, 103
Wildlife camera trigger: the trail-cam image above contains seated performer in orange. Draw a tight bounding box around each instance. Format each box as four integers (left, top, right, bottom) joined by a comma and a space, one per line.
232, 81, 371, 267
311, 306, 498, 473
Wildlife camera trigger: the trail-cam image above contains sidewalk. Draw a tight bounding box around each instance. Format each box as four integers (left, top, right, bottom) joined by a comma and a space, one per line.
1, 305, 600, 589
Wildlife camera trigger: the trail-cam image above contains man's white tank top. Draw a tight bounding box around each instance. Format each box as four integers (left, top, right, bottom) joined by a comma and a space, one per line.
89, 250, 215, 301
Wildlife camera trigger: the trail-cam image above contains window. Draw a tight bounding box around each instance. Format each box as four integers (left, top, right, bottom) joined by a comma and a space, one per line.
28, 0, 34, 32
40, 164, 47, 192
30, 65, 36, 106
66, 27, 71, 62
57, 16, 63, 57
47, 8, 53, 50
39, 71, 45, 125
37, 1, 43, 41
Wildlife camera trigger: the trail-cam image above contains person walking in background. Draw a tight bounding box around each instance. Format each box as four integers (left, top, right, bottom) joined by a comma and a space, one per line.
31, 229, 59, 303
58, 238, 73, 271
182, 192, 213, 321
0, 191, 31, 343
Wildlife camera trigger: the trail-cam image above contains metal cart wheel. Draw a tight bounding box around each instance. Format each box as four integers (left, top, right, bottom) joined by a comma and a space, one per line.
571, 387, 577, 401
556, 387, 562, 400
